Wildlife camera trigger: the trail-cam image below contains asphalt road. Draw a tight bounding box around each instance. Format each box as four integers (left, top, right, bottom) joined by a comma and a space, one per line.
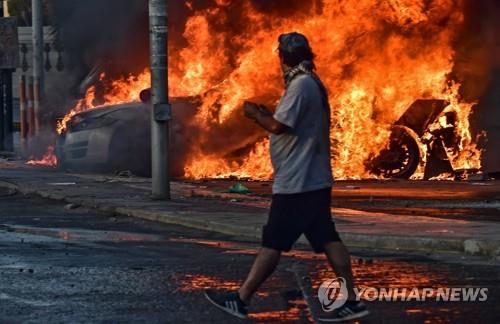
1, 193, 499, 323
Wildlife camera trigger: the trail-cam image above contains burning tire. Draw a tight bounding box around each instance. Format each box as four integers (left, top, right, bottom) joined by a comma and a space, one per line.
368, 126, 420, 179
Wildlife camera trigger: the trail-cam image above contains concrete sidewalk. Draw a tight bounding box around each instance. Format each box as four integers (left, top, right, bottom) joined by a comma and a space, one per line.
1, 160, 500, 258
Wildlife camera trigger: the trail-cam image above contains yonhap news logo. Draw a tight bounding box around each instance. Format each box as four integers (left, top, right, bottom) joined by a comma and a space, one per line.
318, 277, 489, 312
317, 277, 349, 312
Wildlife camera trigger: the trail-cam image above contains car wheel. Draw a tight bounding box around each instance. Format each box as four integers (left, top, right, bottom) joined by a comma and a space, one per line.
368, 126, 421, 179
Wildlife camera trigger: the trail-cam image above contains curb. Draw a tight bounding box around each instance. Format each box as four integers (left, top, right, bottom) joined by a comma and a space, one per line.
116, 208, 500, 258
1, 180, 499, 258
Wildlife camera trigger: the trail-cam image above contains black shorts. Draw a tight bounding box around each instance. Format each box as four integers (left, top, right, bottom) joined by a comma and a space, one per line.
262, 187, 341, 253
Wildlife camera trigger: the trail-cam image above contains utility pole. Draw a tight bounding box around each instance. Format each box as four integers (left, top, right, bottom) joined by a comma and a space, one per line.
0, 74, 4, 151
0, 1, 3, 150
0, 16, 19, 151
148, 0, 171, 199
32, 0, 44, 135
2, 69, 14, 151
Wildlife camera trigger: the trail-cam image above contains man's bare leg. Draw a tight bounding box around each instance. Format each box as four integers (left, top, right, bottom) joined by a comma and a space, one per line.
323, 241, 356, 300
238, 247, 281, 304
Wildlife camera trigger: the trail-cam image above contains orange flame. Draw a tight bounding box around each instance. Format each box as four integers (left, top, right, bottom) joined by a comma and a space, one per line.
57, 71, 151, 134
177, 0, 483, 180
26, 145, 58, 167
55, 0, 484, 180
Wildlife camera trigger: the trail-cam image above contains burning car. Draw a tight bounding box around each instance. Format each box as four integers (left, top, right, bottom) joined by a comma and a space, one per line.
56, 96, 198, 177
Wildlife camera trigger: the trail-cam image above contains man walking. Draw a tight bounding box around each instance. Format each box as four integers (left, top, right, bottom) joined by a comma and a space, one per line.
205, 32, 369, 322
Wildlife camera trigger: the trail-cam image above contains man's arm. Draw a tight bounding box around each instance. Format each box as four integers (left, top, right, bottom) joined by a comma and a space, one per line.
243, 102, 289, 135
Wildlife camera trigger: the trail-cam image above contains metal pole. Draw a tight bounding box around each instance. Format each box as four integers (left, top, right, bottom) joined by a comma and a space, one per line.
0, 71, 4, 151
33, 76, 41, 133
27, 76, 35, 138
149, 0, 171, 200
32, 0, 44, 135
19, 74, 27, 153
3, 69, 13, 151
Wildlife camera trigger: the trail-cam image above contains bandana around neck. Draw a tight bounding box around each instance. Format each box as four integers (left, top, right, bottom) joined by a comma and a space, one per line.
284, 60, 316, 88
283, 60, 331, 121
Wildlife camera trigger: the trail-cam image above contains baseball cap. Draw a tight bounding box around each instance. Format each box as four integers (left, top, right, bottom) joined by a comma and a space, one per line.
278, 32, 311, 53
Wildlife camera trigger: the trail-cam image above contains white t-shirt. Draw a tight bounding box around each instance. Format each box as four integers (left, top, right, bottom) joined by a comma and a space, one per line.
270, 74, 334, 194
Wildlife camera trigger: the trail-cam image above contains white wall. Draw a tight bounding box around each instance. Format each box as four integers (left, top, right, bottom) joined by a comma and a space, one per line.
13, 26, 66, 99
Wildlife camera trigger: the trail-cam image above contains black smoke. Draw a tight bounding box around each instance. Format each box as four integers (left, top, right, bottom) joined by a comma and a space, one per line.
452, 0, 500, 173
48, 0, 500, 174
